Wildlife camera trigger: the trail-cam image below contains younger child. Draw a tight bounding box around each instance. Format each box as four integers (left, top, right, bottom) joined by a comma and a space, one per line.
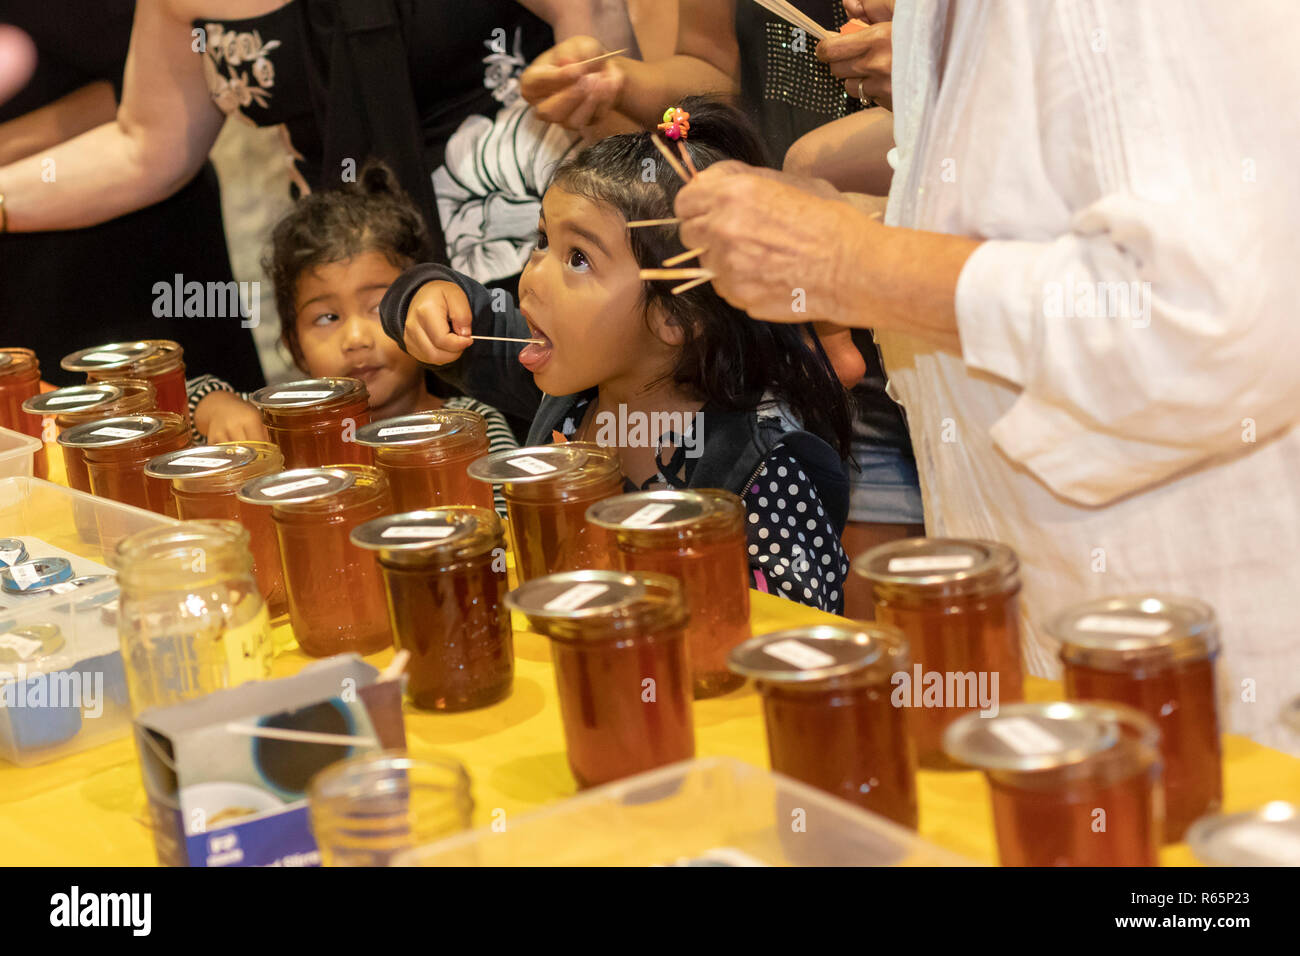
381, 99, 856, 613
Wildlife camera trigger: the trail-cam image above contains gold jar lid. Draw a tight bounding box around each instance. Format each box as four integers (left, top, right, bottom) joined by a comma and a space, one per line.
506, 569, 684, 642
853, 537, 1020, 602
1051, 594, 1219, 669
727, 624, 908, 684
351, 507, 502, 565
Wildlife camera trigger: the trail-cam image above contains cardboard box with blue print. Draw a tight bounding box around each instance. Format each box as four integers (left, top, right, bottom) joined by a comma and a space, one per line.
134, 654, 405, 867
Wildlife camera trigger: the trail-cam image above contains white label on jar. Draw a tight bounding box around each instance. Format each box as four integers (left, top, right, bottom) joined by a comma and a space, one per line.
9, 563, 43, 589
381, 526, 457, 540
377, 423, 441, 437
1224, 823, 1300, 864
988, 717, 1061, 755
1075, 614, 1172, 637
887, 554, 975, 573
509, 455, 557, 475
261, 475, 330, 497
269, 390, 335, 400
0, 548, 22, 566
0, 633, 43, 659
46, 394, 99, 406
544, 582, 609, 611
168, 456, 232, 469
762, 639, 837, 670
91, 426, 142, 439
50, 582, 81, 594
81, 351, 127, 363
620, 502, 677, 528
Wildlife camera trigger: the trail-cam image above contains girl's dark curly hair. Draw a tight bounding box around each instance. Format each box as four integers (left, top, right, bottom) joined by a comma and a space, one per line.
549, 96, 851, 458
263, 161, 432, 369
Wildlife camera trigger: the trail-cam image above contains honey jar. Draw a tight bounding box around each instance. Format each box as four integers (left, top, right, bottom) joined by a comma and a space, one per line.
32, 380, 156, 494
354, 410, 493, 513
63, 341, 189, 428
249, 377, 371, 469
0, 348, 48, 480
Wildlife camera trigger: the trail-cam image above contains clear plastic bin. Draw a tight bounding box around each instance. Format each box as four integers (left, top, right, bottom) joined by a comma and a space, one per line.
392, 756, 975, 867
0, 476, 180, 765
0, 426, 42, 480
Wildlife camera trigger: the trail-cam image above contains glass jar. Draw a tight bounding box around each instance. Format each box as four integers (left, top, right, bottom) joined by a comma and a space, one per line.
249, 377, 372, 469
728, 624, 919, 829
34, 380, 156, 494
853, 538, 1025, 768
1052, 594, 1222, 843
507, 570, 694, 788
307, 751, 473, 866
588, 490, 750, 698
469, 443, 622, 583
355, 410, 494, 513
147, 442, 288, 619
239, 466, 393, 657
63, 340, 189, 428
1186, 802, 1300, 866
944, 701, 1163, 866
352, 508, 512, 711
112, 520, 273, 714
0, 348, 49, 480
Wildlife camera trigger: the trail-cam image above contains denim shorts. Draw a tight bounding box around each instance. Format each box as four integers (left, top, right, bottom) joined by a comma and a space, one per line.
847, 441, 924, 524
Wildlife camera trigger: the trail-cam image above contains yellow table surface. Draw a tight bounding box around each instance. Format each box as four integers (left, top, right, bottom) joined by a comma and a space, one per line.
3, 443, 1298, 866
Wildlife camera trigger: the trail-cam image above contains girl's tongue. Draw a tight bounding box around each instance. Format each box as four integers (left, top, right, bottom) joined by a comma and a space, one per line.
518, 327, 553, 372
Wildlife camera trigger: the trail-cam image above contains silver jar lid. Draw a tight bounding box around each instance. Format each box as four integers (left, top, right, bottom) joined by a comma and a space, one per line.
354, 410, 479, 447
507, 569, 655, 618
1186, 803, 1300, 866
586, 490, 712, 531
145, 444, 259, 479
727, 624, 907, 683
57, 414, 165, 448
467, 444, 589, 484
249, 377, 362, 408
1, 557, 74, 594
1051, 594, 1219, 667
853, 537, 1020, 601
22, 382, 124, 415
61, 341, 159, 371
942, 701, 1157, 773
351, 509, 482, 551
0, 623, 66, 664
238, 467, 355, 505
0, 538, 28, 569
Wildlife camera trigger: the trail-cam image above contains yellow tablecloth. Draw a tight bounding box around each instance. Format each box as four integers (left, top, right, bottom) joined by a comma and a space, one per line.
3, 444, 1298, 865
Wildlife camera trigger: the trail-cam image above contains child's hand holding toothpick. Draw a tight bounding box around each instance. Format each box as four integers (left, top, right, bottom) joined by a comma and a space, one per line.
402, 280, 476, 366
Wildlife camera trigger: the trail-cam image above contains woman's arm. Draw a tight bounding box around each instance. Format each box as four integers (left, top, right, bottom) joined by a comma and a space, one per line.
0, 0, 225, 232
783, 107, 894, 196
0, 81, 117, 166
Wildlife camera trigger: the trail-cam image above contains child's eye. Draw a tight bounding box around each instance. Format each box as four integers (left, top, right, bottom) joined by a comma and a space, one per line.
567, 249, 591, 273
312, 313, 340, 327
534, 228, 549, 251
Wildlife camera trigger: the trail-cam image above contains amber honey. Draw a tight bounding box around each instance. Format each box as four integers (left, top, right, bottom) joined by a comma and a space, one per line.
0, 348, 48, 480
65, 340, 189, 428
355, 410, 493, 512
250, 377, 372, 470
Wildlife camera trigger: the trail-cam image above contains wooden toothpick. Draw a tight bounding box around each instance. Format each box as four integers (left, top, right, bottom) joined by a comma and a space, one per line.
567, 48, 628, 69
627, 218, 681, 229
671, 274, 714, 295
640, 268, 712, 280
469, 335, 545, 345
661, 247, 707, 267
651, 135, 692, 182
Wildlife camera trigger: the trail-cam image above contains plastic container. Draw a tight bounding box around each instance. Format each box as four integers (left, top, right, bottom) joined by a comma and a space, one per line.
469, 443, 622, 583
0, 425, 42, 480
355, 410, 494, 513
1186, 802, 1300, 866
29, 380, 157, 496
352, 508, 512, 711
249, 377, 371, 470
61, 413, 191, 526
0, 348, 48, 480
239, 466, 393, 657
392, 756, 974, 866
588, 490, 750, 698
63, 340, 189, 428
944, 701, 1163, 867
308, 751, 474, 866
0, 476, 181, 765
147, 443, 287, 618
853, 538, 1025, 768
507, 570, 694, 788
729, 624, 918, 829
1052, 594, 1222, 843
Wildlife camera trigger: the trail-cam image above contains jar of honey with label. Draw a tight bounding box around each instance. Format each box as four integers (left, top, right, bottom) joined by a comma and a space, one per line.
146, 442, 288, 619
239, 465, 392, 656
730, 624, 918, 828
588, 490, 749, 698
853, 538, 1025, 768
33, 380, 156, 494
0, 348, 49, 480
1052, 594, 1222, 843
249, 377, 371, 469
944, 701, 1163, 866
352, 508, 512, 711
63, 341, 189, 428
469, 443, 622, 583
507, 570, 694, 788
355, 410, 493, 512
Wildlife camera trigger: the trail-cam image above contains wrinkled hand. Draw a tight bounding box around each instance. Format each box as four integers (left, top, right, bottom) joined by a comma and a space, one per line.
196, 392, 269, 444
520, 36, 625, 133
843, 0, 894, 22
403, 280, 474, 366
675, 162, 869, 324
816, 20, 892, 110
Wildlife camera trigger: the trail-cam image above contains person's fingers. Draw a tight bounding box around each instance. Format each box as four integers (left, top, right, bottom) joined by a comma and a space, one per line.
565, 76, 604, 130
815, 22, 887, 63
551, 35, 606, 67
441, 285, 474, 339
404, 319, 442, 365
535, 81, 597, 128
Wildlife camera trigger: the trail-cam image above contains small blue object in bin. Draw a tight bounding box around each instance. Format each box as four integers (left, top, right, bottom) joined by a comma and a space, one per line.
0, 557, 73, 594
79, 651, 129, 709
0, 673, 84, 755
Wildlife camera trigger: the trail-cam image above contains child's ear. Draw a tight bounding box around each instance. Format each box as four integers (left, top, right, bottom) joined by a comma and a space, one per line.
647, 302, 686, 347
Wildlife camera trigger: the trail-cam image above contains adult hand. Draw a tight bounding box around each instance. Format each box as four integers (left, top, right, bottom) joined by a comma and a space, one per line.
0, 25, 36, 106
520, 36, 625, 133
843, 0, 894, 23
675, 162, 873, 324
816, 20, 892, 110
403, 281, 474, 366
